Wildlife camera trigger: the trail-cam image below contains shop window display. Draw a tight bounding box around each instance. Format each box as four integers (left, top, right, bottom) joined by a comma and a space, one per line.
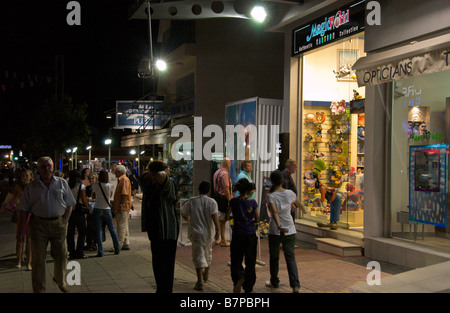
299, 34, 365, 230
391, 70, 450, 247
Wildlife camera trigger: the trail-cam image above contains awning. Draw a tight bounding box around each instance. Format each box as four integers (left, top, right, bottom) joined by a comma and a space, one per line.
353, 33, 450, 87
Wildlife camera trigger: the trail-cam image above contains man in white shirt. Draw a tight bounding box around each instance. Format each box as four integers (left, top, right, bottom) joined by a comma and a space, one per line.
108, 162, 118, 201
17, 157, 76, 293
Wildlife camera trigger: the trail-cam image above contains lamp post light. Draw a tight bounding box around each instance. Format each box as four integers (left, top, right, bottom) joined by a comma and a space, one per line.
86, 145, 92, 171
72, 147, 78, 170
105, 138, 112, 170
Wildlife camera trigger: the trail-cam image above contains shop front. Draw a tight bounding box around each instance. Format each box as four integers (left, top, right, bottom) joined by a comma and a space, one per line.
290, 0, 367, 232
351, 0, 450, 267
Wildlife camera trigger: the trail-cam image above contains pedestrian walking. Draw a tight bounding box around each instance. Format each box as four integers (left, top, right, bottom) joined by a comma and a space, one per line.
16, 157, 76, 293
67, 169, 89, 259
226, 178, 259, 293
181, 181, 220, 291
265, 170, 302, 293
91, 170, 120, 256
2, 168, 34, 270
140, 160, 179, 293
112, 165, 132, 250
212, 158, 232, 246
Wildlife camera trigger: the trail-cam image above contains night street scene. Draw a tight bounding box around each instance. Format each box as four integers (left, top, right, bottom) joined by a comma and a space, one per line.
0, 0, 449, 307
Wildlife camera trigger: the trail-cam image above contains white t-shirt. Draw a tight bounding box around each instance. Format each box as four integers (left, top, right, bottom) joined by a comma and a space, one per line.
108, 172, 118, 200
71, 183, 86, 204
267, 190, 297, 236
91, 183, 113, 209
181, 195, 218, 243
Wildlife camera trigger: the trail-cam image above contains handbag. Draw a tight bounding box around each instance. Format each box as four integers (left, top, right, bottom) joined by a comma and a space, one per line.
212, 170, 229, 213
75, 184, 89, 214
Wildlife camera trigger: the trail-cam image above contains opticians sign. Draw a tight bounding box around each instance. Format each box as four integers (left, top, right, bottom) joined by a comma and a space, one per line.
355, 46, 450, 87
292, 0, 365, 56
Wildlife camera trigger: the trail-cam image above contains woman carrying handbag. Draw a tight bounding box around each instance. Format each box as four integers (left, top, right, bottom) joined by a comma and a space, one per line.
91, 170, 120, 257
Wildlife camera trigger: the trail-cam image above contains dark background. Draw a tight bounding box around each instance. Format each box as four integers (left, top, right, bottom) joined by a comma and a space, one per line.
0, 0, 156, 148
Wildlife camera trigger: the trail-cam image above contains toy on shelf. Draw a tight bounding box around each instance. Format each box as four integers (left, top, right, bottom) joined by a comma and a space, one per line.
315, 112, 326, 124
315, 125, 323, 142
305, 113, 316, 123
337, 100, 347, 115
341, 183, 363, 211
352, 89, 363, 100
305, 133, 313, 142
357, 126, 365, 141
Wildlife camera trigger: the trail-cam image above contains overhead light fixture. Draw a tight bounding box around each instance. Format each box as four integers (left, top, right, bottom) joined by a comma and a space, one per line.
155, 59, 167, 71
250, 5, 267, 23
106, 114, 112, 119
105, 139, 112, 145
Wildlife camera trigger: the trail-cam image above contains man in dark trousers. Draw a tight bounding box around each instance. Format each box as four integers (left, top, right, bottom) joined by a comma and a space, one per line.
140, 160, 179, 293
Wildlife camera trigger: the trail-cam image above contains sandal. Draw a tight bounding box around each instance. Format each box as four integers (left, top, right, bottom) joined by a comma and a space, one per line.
194, 281, 204, 291
53, 277, 69, 293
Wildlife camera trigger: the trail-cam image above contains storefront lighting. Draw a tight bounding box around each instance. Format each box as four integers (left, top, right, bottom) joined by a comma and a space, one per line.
130, 149, 136, 155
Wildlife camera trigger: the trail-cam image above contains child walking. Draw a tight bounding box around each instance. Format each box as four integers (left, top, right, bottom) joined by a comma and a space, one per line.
181, 181, 220, 291
226, 178, 259, 293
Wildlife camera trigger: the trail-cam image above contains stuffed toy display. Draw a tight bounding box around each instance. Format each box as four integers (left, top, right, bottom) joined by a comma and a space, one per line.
303, 158, 341, 230
341, 183, 364, 211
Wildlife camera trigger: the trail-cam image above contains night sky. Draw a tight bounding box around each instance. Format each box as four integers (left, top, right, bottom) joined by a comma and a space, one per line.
0, 0, 155, 148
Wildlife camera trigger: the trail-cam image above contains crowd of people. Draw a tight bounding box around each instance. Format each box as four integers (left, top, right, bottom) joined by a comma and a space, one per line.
141, 157, 307, 294
0, 158, 134, 292
1, 156, 309, 294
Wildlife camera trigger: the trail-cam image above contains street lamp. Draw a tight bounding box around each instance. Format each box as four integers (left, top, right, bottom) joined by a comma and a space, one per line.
105, 138, 112, 170
86, 145, 92, 171
72, 147, 78, 169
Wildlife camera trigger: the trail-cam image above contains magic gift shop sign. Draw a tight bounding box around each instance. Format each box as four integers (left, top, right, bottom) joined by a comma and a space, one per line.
292, 0, 365, 56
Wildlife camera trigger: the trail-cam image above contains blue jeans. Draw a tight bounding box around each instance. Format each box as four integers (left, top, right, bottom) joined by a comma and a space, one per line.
330, 194, 342, 223
93, 209, 120, 256
268, 234, 300, 289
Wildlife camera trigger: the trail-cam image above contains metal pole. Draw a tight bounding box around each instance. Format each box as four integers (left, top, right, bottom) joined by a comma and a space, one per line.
108, 146, 111, 171
147, 1, 153, 63
89, 149, 92, 171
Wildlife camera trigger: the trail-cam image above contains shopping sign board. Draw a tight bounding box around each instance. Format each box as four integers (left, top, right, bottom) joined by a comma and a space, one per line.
114, 100, 169, 130
292, 0, 365, 56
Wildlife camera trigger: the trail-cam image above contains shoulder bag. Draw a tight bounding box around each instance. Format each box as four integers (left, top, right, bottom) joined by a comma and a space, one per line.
98, 183, 112, 208
75, 184, 89, 214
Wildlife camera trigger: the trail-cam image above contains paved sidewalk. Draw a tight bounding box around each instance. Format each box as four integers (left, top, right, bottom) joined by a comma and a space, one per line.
0, 197, 419, 294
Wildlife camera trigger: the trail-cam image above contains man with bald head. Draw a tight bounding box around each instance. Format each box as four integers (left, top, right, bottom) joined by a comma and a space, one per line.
17, 157, 76, 293
212, 158, 232, 246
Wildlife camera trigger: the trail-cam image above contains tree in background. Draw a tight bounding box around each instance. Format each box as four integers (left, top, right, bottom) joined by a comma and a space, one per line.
25, 94, 90, 159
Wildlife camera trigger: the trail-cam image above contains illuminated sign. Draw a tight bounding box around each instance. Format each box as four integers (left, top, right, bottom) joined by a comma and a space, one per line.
292, 0, 365, 56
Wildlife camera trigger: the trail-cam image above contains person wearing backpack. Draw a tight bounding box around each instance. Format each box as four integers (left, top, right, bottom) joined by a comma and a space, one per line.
91, 170, 120, 257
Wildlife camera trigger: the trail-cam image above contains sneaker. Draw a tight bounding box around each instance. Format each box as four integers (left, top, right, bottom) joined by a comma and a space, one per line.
330, 222, 338, 230
293, 286, 300, 293
121, 245, 130, 250
265, 281, 279, 288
